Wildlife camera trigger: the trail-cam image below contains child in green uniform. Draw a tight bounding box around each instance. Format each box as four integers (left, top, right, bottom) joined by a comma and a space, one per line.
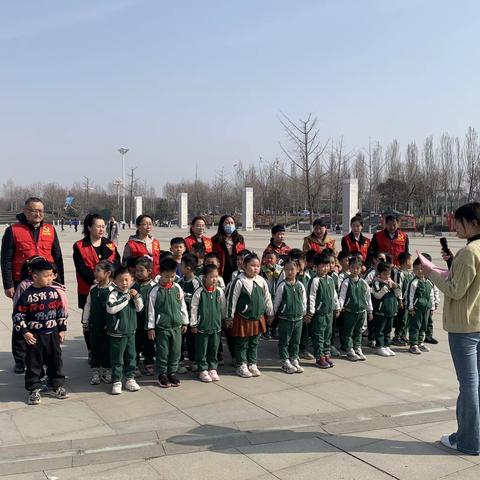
305, 250, 317, 279
147, 257, 189, 388
407, 258, 435, 354
306, 253, 340, 369
202, 253, 226, 290
274, 259, 307, 374
191, 242, 206, 277
226, 254, 274, 378
106, 266, 144, 395
371, 262, 401, 357
133, 257, 156, 376
392, 252, 413, 346
82, 260, 115, 385
338, 257, 373, 362
190, 264, 226, 383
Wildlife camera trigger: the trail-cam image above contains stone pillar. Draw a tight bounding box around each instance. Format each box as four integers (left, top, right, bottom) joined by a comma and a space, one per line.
134, 196, 143, 219
342, 178, 358, 235
242, 187, 254, 231
178, 192, 188, 229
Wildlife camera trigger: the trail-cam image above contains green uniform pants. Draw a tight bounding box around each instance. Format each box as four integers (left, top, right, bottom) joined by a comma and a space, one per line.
311, 313, 332, 357
341, 311, 365, 350
155, 327, 182, 375
195, 331, 221, 371
373, 314, 394, 347
235, 335, 260, 365
426, 311, 434, 339
90, 328, 111, 369
110, 334, 136, 382
278, 319, 302, 361
394, 306, 409, 339
299, 321, 311, 352
409, 308, 430, 346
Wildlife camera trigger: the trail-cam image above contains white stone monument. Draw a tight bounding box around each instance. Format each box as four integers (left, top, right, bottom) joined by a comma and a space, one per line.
178, 192, 188, 229
342, 178, 359, 234
242, 187, 254, 231
134, 195, 143, 219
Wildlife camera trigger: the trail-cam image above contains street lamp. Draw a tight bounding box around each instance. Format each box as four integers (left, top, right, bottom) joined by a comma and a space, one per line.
118, 148, 128, 224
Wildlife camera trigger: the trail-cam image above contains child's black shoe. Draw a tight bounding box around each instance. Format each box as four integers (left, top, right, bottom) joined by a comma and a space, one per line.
168, 373, 181, 387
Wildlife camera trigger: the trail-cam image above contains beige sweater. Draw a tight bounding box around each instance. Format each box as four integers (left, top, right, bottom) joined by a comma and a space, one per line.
428, 239, 480, 333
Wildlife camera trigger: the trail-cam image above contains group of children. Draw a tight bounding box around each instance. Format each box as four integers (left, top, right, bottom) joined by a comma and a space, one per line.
13, 233, 440, 405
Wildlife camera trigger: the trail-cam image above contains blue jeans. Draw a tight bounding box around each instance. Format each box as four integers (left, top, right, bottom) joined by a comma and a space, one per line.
448, 332, 480, 455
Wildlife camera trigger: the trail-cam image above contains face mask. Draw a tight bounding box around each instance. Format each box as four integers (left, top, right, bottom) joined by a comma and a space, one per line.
224, 224, 236, 235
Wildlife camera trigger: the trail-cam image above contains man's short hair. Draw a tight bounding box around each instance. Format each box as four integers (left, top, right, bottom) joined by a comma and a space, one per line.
25, 197, 43, 206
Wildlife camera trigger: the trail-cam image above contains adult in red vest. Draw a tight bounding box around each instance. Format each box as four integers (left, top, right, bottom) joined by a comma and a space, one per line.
212, 215, 246, 284
302, 218, 337, 254
122, 214, 161, 276
1, 197, 64, 373
184, 216, 213, 254
367, 214, 409, 267
341, 215, 371, 262
73, 214, 120, 350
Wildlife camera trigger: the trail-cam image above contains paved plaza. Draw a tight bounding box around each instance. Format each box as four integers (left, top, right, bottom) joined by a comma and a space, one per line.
0, 227, 477, 479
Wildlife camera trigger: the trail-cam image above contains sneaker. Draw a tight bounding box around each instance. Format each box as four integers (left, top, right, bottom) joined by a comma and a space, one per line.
209, 369, 220, 381
236, 363, 253, 378
291, 358, 304, 373
425, 337, 439, 345
125, 378, 141, 392
133, 367, 142, 378
346, 349, 360, 362
391, 336, 406, 346
101, 369, 112, 384
144, 364, 155, 376
401, 337, 409, 344
90, 369, 101, 385
409, 345, 422, 355
367, 340, 376, 349
354, 348, 366, 361
199, 370, 213, 383
248, 364, 261, 377
330, 345, 340, 357
54, 386, 69, 400
262, 332, 272, 340
440, 434, 458, 451
190, 362, 199, 372
299, 351, 315, 360
316, 356, 331, 369
111, 381, 122, 395
27, 389, 41, 405
419, 343, 430, 352
168, 373, 181, 387
376, 347, 391, 357
385, 347, 396, 356
14, 361, 25, 374
177, 365, 188, 374
281, 359, 297, 374
324, 355, 335, 367
40, 376, 51, 392
158, 374, 171, 388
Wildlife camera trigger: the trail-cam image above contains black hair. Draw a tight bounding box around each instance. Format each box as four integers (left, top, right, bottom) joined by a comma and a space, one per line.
243, 253, 260, 266
170, 237, 186, 247
204, 252, 220, 262
214, 214, 245, 244
385, 253, 393, 264
283, 258, 299, 269
376, 262, 391, 274
31, 259, 53, 273
82, 213, 104, 236
348, 256, 363, 268
203, 263, 219, 276
237, 249, 252, 258
350, 215, 363, 226
135, 214, 154, 236
25, 197, 43, 206
375, 251, 388, 260
189, 216, 207, 236
135, 256, 153, 270
181, 253, 198, 270
397, 252, 412, 265
351, 251, 363, 258
288, 249, 305, 261
413, 257, 422, 267
126, 256, 138, 269
323, 247, 334, 255
160, 250, 173, 260
264, 250, 278, 258
313, 218, 326, 228
96, 260, 115, 275
191, 242, 206, 257
454, 202, 480, 227
114, 265, 131, 278
314, 253, 330, 266
385, 214, 398, 224
160, 257, 178, 273
338, 251, 351, 262
305, 249, 317, 263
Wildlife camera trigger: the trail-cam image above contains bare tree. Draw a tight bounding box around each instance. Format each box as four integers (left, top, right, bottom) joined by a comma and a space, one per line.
464, 126, 479, 201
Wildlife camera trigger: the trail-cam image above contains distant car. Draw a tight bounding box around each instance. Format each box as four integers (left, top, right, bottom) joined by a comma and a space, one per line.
298, 209, 310, 217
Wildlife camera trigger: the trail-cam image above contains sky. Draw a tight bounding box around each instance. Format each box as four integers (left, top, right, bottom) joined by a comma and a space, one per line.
1, 0, 479, 192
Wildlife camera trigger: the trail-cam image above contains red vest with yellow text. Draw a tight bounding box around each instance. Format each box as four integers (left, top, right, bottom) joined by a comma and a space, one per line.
342, 234, 371, 261
184, 235, 213, 254
75, 239, 118, 295
11, 223, 55, 283
126, 238, 161, 276
373, 230, 408, 266
306, 238, 336, 254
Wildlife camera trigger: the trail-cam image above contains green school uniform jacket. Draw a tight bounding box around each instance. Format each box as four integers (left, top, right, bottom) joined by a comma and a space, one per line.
147, 282, 189, 330
371, 279, 401, 317
178, 276, 202, 314
330, 271, 340, 292
307, 275, 340, 316
226, 273, 274, 320
106, 286, 144, 337
133, 279, 157, 329
82, 283, 111, 331
406, 276, 434, 312
190, 286, 226, 333
274, 280, 307, 321
338, 277, 373, 314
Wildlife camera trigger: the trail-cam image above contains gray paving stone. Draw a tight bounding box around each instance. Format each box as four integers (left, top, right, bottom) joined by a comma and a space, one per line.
0, 413, 24, 446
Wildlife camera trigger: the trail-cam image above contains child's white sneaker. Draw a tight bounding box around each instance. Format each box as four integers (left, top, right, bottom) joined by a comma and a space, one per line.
90, 369, 101, 385
440, 434, 458, 451
281, 359, 297, 374
354, 347, 366, 361
236, 363, 252, 378
419, 343, 430, 352
125, 378, 140, 392
376, 347, 390, 357
208, 370, 220, 382
386, 347, 396, 356
248, 364, 261, 377
346, 348, 360, 361
199, 370, 212, 383
291, 358, 304, 373
111, 381, 122, 395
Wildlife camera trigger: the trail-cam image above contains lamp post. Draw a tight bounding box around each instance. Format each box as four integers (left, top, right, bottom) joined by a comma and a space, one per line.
118, 148, 128, 224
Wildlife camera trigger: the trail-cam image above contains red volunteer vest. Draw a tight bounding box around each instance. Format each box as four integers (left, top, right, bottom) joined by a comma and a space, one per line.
75, 239, 118, 295
373, 230, 408, 266
11, 223, 55, 283
126, 238, 161, 276
305, 237, 336, 254
184, 235, 213, 254
342, 234, 371, 261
